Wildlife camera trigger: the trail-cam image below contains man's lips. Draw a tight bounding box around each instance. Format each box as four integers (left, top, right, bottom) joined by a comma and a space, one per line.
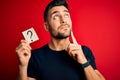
59, 24, 69, 30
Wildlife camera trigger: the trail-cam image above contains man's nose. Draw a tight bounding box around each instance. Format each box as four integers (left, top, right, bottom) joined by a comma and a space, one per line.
60, 16, 66, 24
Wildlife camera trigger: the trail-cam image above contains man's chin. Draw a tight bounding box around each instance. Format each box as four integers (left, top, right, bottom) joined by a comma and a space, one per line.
54, 36, 69, 39
61, 29, 71, 35
54, 33, 71, 39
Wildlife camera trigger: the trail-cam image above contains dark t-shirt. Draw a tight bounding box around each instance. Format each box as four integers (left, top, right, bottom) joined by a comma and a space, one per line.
27, 44, 97, 80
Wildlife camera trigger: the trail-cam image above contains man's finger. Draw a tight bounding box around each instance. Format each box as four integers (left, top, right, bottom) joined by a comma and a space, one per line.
71, 31, 78, 44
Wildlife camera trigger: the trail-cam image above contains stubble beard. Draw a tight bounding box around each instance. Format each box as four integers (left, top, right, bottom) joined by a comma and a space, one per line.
54, 29, 71, 39
49, 24, 71, 39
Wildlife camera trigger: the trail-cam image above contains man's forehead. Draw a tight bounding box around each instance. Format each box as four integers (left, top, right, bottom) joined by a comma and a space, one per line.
48, 6, 69, 14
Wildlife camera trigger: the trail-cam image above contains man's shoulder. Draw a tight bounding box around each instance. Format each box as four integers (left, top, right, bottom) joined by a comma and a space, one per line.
81, 45, 94, 57
82, 45, 91, 51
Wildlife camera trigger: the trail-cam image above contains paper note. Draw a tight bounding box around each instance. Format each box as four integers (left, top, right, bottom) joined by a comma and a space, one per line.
22, 27, 39, 43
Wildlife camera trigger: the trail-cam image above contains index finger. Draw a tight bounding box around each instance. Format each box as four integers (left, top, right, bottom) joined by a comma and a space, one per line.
71, 31, 78, 44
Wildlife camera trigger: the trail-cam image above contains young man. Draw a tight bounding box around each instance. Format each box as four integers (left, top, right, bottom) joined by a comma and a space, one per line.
16, 0, 105, 80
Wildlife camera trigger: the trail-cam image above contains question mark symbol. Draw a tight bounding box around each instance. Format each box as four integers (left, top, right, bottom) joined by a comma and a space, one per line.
27, 30, 33, 41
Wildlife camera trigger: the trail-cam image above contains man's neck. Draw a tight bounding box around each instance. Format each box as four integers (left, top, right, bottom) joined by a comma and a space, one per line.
48, 37, 70, 51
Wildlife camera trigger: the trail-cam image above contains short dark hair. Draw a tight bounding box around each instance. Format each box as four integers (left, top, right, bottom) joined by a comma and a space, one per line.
44, 0, 69, 22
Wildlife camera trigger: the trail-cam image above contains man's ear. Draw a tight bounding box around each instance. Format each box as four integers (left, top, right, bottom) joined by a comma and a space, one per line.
44, 22, 49, 31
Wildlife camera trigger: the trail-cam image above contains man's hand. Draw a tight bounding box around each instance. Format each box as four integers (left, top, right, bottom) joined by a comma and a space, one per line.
16, 40, 32, 67
66, 31, 87, 64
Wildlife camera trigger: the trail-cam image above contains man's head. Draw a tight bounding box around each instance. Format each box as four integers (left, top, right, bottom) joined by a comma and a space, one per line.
44, 0, 69, 22
44, 0, 72, 39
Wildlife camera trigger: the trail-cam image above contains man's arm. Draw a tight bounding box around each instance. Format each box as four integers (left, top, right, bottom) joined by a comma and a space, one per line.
66, 31, 105, 80
16, 40, 36, 80
83, 65, 105, 80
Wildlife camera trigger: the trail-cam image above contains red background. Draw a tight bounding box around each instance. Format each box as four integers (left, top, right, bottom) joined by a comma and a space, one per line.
0, 0, 120, 80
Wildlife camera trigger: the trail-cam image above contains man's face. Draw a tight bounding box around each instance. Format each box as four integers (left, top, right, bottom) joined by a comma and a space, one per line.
46, 6, 72, 39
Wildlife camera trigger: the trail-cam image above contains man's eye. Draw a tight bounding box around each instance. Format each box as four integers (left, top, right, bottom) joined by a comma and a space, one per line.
53, 15, 60, 20
64, 14, 69, 18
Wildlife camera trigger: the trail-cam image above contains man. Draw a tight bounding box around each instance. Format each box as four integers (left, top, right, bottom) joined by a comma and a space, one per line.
16, 0, 105, 80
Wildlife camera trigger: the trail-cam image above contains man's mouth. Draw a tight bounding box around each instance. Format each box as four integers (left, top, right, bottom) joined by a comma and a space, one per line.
59, 24, 69, 30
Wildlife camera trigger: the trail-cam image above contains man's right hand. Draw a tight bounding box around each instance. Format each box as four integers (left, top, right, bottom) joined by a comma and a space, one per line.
16, 40, 32, 67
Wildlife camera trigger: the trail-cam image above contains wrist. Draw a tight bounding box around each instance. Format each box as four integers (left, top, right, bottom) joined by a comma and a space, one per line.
81, 61, 90, 68
78, 58, 87, 64
18, 64, 28, 69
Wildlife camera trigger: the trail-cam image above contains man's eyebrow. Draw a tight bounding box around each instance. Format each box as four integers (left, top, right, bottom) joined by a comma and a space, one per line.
64, 10, 69, 13
50, 11, 59, 17
50, 10, 69, 17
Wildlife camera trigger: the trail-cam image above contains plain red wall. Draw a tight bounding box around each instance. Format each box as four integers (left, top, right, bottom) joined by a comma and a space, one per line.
0, 0, 120, 80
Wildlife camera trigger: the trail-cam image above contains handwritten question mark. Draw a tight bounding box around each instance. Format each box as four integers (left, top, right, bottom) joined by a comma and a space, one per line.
27, 30, 33, 41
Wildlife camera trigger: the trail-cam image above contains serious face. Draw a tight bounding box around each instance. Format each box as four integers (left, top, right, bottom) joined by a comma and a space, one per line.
45, 6, 72, 39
